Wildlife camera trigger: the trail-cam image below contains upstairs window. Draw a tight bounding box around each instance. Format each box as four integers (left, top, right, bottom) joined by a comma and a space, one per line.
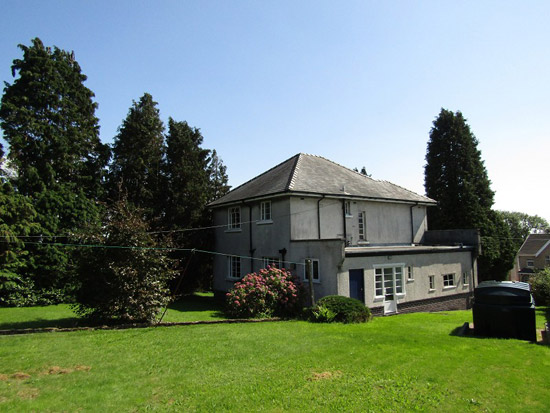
228, 206, 241, 230
407, 266, 414, 281
546, 255, 550, 265
345, 201, 352, 217
358, 212, 366, 241
260, 201, 272, 221
526, 259, 534, 268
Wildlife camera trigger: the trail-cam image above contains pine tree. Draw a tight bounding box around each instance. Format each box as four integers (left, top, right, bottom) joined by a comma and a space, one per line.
109, 93, 165, 222
425, 109, 494, 230
0, 38, 109, 199
0, 179, 40, 306
0, 38, 109, 299
207, 149, 230, 203
424, 109, 515, 281
164, 118, 213, 291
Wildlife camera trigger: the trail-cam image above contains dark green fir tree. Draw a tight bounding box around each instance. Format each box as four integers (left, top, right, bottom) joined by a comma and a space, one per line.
424, 108, 515, 281
164, 118, 213, 291
109, 93, 165, 223
0, 38, 109, 300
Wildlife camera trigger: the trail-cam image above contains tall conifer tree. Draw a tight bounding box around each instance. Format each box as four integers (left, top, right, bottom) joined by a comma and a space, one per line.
424, 109, 515, 281
207, 149, 230, 203
109, 93, 165, 222
164, 118, 212, 291
0, 38, 109, 298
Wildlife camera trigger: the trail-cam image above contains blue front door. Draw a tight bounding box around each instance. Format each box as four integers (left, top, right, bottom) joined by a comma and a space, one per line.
349, 269, 365, 303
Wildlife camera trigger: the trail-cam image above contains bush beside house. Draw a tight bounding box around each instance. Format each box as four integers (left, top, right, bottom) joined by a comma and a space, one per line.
225, 267, 304, 319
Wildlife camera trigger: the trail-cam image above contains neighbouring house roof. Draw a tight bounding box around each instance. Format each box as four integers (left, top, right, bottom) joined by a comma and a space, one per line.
517, 233, 550, 257
209, 153, 436, 207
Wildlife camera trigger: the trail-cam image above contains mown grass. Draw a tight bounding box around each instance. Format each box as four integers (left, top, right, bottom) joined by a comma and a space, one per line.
0, 305, 549, 412
0, 293, 226, 330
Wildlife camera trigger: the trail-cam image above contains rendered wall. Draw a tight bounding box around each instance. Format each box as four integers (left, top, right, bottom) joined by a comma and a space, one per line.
337, 250, 476, 309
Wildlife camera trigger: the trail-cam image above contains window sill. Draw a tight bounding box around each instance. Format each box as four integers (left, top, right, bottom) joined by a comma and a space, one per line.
226, 277, 241, 282
407, 278, 414, 282
225, 228, 242, 233
428, 288, 435, 293
257, 220, 273, 225
443, 285, 456, 290
357, 241, 370, 245
303, 279, 321, 284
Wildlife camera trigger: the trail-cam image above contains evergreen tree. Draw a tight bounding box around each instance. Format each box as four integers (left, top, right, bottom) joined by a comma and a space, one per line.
0, 38, 109, 199
207, 149, 230, 203
164, 118, 212, 291
424, 109, 515, 281
0, 179, 40, 306
109, 93, 165, 221
0, 38, 109, 299
425, 109, 494, 230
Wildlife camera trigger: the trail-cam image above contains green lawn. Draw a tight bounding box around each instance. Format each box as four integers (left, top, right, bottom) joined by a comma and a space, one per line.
0, 305, 548, 412
0, 293, 226, 331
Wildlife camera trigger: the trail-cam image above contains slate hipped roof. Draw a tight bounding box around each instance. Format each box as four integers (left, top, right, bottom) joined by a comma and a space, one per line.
517, 233, 550, 256
209, 153, 436, 207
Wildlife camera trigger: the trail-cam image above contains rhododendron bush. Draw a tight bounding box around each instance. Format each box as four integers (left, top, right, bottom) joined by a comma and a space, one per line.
225, 267, 304, 318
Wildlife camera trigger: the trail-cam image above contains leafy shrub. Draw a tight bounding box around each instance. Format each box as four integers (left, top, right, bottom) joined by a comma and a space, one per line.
309, 304, 337, 323
72, 199, 176, 324
0, 271, 37, 307
530, 268, 550, 306
225, 267, 304, 319
311, 295, 371, 323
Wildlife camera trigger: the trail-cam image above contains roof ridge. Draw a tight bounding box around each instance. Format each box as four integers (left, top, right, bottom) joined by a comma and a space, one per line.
220, 154, 300, 196
286, 153, 303, 190
303, 153, 380, 182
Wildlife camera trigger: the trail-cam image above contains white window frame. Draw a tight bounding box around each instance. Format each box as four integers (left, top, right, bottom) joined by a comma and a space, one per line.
227, 206, 241, 230
228, 256, 241, 280
374, 264, 405, 299
259, 201, 272, 223
262, 257, 280, 269
358, 211, 366, 241
407, 266, 414, 281
345, 201, 352, 217
526, 259, 534, 268
462, 272, 469, 286
429, 275, 435, 291
303, 259, 320, 283
443, 273, 455, 289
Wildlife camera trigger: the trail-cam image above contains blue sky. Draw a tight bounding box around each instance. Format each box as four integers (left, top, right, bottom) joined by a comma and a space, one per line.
1, 1, 549, 221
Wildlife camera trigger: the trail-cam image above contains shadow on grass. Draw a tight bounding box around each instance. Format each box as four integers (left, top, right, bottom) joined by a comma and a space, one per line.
168, 294, 226, 318
0, 317, 82, 331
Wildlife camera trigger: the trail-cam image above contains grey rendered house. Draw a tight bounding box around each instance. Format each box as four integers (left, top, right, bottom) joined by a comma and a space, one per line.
208, 153, 479, 315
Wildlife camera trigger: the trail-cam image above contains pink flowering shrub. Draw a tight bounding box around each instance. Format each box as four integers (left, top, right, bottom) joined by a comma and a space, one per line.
225, 267, 304, 318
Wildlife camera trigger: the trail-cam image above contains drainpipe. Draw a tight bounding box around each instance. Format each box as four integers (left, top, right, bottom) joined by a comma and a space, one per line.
317, 196, 324, 239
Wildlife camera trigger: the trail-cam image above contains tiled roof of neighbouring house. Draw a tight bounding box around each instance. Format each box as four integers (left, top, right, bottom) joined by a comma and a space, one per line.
517, 233, 550, 256
208, 153, 436, 207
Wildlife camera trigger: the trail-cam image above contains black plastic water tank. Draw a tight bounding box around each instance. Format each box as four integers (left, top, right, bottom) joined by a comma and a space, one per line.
473, 281, 536, 342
